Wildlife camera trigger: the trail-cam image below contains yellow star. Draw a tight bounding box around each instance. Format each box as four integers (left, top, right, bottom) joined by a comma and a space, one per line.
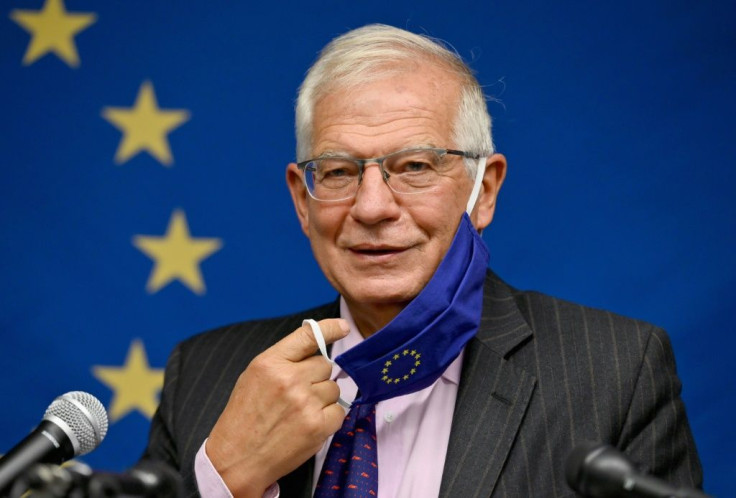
92, 340, 164, 422
102, 81, 190, 166
133, 209, 222, 295
10, 0, 96, 67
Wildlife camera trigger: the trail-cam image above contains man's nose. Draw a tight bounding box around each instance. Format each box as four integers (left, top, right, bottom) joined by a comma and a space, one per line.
350, 163, 400, 224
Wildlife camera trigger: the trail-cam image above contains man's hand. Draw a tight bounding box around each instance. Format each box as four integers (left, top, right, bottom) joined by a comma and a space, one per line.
206, 319, 349, 497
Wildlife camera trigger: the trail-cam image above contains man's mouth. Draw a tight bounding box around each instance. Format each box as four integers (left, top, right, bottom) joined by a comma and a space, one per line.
356, 249, 399, 255
349, 245, 407, 256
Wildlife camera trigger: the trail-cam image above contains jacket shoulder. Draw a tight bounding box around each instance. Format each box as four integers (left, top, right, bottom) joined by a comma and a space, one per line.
177, 300, 340, 358
497, 275, 663, 343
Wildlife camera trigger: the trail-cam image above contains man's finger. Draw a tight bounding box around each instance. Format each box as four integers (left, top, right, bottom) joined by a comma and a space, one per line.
323, 403, 348, 436
279, 318, 349, 362
295, 355, 334, 383
311, 379, 341, 406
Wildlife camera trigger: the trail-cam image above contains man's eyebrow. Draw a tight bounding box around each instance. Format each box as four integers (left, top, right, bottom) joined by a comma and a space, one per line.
314, 150, 353, 159
315, 144, 440, 160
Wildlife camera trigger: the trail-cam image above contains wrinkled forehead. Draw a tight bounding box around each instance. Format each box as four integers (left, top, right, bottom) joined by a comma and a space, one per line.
310, 68, 462, 157
312, 57, 464, 107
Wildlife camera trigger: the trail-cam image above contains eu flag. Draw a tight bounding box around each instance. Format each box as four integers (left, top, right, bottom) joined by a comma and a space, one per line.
1, 2, 733, 496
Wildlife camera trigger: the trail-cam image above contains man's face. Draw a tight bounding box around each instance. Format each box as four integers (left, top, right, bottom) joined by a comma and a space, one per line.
287, 64, 500, 331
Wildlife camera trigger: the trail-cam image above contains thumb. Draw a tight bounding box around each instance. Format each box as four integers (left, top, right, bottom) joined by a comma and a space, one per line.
278, 318, 349, 362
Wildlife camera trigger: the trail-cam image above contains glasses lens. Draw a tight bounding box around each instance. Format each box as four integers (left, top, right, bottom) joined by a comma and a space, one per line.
384, 149, 445, 193
305, 158, 360, 200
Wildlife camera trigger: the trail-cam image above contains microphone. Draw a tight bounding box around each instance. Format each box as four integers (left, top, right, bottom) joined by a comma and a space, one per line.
565, 441, 711, 498
87, 461, 183, 498
8, 461, 92, 498
0, 392, 108, 494
9, 461, 182, 498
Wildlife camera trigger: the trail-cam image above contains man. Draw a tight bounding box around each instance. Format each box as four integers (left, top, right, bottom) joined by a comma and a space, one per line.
141, 24, 703, 497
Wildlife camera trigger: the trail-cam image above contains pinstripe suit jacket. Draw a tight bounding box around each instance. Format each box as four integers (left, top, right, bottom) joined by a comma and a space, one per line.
141, 271, 702, 497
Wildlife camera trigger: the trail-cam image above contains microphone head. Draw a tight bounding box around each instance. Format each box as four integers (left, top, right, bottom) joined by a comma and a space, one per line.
43, 392, 108, 456
565, 441, 605, 491
565, 442, 636, 497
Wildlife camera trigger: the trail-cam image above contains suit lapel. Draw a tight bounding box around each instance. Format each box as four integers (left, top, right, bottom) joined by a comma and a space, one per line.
440, 272, 537, 498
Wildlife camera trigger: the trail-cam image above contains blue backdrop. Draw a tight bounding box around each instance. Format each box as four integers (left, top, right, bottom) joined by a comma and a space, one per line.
1, 1, 733, 495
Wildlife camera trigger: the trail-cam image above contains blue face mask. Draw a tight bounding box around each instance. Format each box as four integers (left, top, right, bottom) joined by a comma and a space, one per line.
307, 156, 489, 406
335, 211, 487, 404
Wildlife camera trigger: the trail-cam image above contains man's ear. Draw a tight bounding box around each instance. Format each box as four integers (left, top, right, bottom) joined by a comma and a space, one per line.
472, 153, 507, 231
286, 163, 310, 236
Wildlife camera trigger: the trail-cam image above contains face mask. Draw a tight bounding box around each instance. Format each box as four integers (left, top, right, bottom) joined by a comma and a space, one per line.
307, 157, 489, 406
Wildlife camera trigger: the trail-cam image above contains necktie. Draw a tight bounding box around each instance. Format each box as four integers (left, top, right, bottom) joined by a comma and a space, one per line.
314, 401, 378, 497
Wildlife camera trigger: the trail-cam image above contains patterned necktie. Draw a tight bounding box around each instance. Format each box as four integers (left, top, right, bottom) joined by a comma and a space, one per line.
314, 401, 378, 497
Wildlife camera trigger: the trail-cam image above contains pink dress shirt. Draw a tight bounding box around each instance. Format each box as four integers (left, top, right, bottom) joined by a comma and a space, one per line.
194, 298, 463, 497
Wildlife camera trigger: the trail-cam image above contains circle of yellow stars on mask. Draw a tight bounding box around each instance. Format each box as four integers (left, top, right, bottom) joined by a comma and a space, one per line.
381, 349, 421, 384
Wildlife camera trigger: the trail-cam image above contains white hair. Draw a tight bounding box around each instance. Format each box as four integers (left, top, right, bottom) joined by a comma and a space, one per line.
295, 24, 494, 176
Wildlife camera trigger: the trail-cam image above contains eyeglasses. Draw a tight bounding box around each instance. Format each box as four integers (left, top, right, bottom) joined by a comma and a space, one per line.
296, 147, 479, 201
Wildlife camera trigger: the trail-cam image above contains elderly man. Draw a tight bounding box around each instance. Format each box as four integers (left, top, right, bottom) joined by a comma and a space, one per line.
141, 24, 702, 497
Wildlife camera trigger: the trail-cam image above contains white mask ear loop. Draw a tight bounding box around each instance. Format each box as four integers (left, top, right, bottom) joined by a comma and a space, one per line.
303, 319, 352, 409
465, 156, 487, 215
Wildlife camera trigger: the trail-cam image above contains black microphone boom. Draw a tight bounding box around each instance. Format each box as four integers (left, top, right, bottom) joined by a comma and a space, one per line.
0, 392, 108, 495
565, 441, 711, 498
